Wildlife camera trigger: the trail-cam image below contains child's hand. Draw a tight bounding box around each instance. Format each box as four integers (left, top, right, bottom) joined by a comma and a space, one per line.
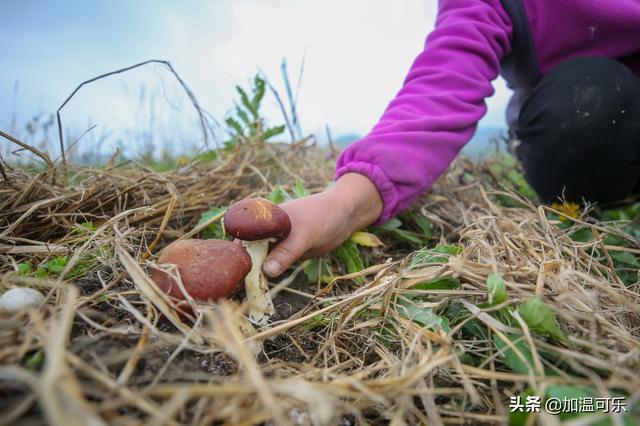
263, 173, 383, 277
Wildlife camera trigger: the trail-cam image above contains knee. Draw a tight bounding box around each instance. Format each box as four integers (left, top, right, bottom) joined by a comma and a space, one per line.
547, 56, 635, 83
517, 56, 640, 134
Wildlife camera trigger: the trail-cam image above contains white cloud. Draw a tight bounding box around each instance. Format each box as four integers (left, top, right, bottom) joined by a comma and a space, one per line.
1, 0, 511, 155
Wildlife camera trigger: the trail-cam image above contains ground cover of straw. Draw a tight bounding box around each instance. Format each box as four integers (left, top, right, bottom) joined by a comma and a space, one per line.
0, 138, 639, 425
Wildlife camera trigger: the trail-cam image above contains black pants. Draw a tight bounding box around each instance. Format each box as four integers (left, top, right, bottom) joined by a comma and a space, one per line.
515, 56, 640, 205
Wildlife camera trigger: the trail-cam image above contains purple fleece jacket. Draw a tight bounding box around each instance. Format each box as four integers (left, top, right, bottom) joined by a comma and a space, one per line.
335, 0, 640, 225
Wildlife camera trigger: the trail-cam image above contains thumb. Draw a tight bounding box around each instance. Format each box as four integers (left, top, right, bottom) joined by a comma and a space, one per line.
263, 233, 309, 278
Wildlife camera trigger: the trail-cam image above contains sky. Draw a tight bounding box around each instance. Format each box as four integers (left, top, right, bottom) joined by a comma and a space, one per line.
0, 0, 511, 157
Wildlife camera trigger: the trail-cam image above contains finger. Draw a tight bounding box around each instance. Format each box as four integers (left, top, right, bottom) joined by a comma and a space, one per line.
301, 239, 347, 260
299, 247, 330, 261
263, 233, 310, 277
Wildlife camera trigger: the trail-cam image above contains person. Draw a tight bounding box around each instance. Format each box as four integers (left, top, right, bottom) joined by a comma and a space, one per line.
262, 0, 640, 278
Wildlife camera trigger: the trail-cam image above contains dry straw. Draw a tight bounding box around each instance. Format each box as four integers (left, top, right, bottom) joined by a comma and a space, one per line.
0, 131, 638, 425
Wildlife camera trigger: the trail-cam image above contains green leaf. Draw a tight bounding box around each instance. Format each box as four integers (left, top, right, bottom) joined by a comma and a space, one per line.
544, 386, 601, 419
236, 85, 255, 118
225, 117, 244, 136
610, 251, 637, 267
487, 272, 508, 305
299, 313, 331, 332
222, 138, 239, 152
78, 221, 97, 233
266, 186, 291, 204
263, 125, 285, 140
499, 152, 518, 167
414, 276, 460, 290
443, 301, 487, 339
45, 255, 68, 273
410, 244, 462, 268
373, 217, 427, 245
350, 231, 384, 248
376, 323, 400, 347
251, 75, 266, 115
25, 350, 44, 371
546, 384, 593, 400
197, 207, 227, 240
303, 258, 331, 284
303, 259, 318, 283
333, 239, 364, 281
248, 119, 260, 137
193, 150, 218, 163
605, 208, 631, 221
235, 104, 251, 125
433, 244, 463, 256
544, 385, 604, 422
389, 229, 424, 245
602, 234, 626, 246
488, 161, 504, 176
611, 250, 639, 286
41, 252, 94, 279
17, 262, 32, 276
395, 297, 450, 331
463, 319, 488, 340
533, 383, 625, 424
493, 334, 536, 375
507, 388, 537, 426
293, 179, 310, 198
570, 228, 593, 242
377, 217, 402, 230
413, 215, 432, 239
461, 171, 476, 184
518, 297, 566, 342
506, 169, 536, 198
97, 294, 110, 303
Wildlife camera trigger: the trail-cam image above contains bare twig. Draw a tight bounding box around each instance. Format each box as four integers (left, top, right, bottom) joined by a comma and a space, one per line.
257, 69, 296, 142
0, 154, 7, 182
0, 130, 54, 168
56, 59, 212, 173
280, 58, 303, 139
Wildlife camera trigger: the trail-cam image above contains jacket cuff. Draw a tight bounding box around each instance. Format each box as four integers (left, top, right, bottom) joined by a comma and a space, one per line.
334, 161, 398, 226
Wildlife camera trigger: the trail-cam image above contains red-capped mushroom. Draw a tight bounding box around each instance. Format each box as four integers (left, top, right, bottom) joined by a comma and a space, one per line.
151, 239, 251, 305
223, 198, 291, 325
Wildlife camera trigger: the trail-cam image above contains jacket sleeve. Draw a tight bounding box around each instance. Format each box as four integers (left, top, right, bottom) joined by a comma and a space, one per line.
335, 0, 512, 224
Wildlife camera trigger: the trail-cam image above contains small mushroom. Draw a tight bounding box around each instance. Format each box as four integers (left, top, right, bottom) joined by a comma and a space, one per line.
0, 287, 45, 315
224, 198, 291, 325
151, 239, 252, 306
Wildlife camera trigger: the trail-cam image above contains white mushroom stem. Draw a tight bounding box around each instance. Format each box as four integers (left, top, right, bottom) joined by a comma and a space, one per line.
242, 239, 275, 325
236, 313, 262, 358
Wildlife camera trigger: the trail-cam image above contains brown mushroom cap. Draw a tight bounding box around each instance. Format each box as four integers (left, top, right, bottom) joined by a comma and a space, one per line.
223, 198, 292, 241
151, 239, 251, 301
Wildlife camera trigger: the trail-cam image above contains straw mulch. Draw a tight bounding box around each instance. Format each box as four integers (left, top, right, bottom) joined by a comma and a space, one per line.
0, 137, 639, 425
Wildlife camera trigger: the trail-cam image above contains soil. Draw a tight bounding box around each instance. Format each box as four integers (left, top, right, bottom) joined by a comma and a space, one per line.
81, 269, 317, 380
2, 270, 321, 423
